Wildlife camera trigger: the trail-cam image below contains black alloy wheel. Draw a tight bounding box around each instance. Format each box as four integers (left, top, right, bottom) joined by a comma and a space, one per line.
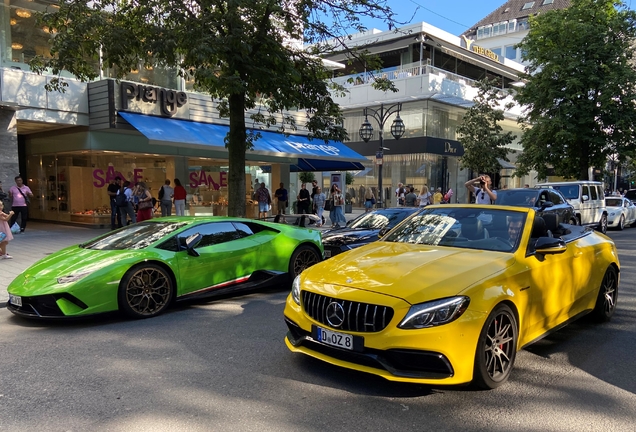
289, 245, 321, 280
118, 264, 174, 318
473, 304, 518, 389
591, 266, 618, 322
598, 214, 608, 234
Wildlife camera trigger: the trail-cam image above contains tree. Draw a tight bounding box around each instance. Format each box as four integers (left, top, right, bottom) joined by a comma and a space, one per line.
31, 0, 398, 217
298, 172, 316, 184
345, 172, 355, 186
456, 78, 515, 175
514, 0, 636, 181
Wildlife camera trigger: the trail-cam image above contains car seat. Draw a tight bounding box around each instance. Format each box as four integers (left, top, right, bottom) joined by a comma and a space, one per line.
461, 218, 485, 240
531, 216, 549, 238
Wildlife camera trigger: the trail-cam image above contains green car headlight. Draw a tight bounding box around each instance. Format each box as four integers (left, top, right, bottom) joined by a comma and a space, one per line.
398, 296, 470, 329
57, 271, 93, 285
291, 275, 301, 305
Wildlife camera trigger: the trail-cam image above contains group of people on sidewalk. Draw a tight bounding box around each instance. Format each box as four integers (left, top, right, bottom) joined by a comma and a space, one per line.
393, 182, 449, 208
108, 177, 187, 230
0, 175, 35, 259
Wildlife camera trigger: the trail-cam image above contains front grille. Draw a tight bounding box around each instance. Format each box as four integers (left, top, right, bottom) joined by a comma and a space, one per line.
301, 291, 394, 333
7, 294, 65, 317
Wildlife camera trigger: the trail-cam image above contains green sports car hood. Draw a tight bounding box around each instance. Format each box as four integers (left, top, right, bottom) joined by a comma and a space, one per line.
20, 245, 142, 282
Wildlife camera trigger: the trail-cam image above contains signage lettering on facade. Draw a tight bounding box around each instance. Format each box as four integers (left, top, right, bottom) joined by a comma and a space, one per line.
284, 141, 340, 156
444, 141, 458, 154
461, 35, 500, 62
121, 82, 188, 117
92, 165, 144, 187
189, 170, 228, 189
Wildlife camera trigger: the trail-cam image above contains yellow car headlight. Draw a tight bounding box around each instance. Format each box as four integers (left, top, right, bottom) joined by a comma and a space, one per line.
398, 296, 470, 329
291, 275, 301, 305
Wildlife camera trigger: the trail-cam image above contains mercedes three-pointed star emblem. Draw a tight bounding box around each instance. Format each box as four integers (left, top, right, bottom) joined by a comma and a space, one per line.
326, 301, 346, 328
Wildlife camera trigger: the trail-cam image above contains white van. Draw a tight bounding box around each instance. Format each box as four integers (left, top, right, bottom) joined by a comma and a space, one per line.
536, 181, 607, 233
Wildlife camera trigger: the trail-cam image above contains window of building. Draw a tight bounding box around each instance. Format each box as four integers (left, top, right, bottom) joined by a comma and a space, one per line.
505, 45, 517, 60
508, 20, 517, 32
542, 0, 554, 4
491, 47, 502, 58
522, 2, 535, 10
477, 27, 484, 39
483, 25, 492, 38
517, 19, 529, 31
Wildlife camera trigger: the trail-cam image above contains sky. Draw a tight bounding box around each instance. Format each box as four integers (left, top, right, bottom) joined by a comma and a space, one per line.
360, 0, 636, 36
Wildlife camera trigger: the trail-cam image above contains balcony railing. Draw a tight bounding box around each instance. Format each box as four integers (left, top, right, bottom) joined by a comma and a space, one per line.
330, 61, 477, 88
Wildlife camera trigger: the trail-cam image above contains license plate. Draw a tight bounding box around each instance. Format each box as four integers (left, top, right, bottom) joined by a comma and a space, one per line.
316, 326, 354, 350
323, 250, 331, 258
9, 294, 22, 307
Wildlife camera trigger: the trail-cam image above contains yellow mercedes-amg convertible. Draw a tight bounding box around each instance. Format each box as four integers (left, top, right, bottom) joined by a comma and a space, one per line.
284, 205, 619, 389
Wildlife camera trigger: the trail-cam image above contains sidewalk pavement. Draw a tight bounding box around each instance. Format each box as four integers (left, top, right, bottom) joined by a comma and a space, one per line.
0, 208, 367, 306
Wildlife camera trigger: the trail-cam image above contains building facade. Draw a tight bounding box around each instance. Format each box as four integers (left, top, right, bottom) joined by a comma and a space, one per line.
323, 22, 533, 205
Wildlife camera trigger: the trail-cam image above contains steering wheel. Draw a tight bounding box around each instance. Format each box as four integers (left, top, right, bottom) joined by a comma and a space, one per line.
493, 237, 513, 249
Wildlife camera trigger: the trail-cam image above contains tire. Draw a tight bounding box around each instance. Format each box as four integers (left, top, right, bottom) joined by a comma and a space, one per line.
473, 304, 518, 389
289, 245, 321, 280
618, 215, 625, 231
597, 214, 607, 234
118, 264, 174, 318
591, 266, 618, 322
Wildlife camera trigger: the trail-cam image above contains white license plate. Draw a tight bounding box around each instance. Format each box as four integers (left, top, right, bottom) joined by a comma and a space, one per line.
9, 294, 22, 307
317, 326, 354, 350
323, 250, 331, 258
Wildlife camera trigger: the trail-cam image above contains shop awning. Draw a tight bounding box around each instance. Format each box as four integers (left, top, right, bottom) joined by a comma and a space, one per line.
119, 112, 368, 171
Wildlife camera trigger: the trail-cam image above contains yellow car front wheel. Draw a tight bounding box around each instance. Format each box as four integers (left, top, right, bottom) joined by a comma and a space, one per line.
473, 304, 518, 389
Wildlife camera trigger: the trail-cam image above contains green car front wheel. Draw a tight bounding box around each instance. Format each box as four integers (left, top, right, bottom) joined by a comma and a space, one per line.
118, 263, 174, 318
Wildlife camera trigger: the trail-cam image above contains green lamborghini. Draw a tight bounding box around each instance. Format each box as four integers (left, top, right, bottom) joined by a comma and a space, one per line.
7, 217, 323, 319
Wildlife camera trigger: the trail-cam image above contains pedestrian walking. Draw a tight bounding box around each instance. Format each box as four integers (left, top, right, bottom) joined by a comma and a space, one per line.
274, 182, 288, 216
405, 187, 418, 207
297, 183, 311, 214
173, 178, 187, 216
159, 179, 174, 217
416, 186, 431, 207
313, 187, 326, 227
433, 187, 443, 204
107, 176, 123, 229
363, 187, 376, 212
0, 200, 14, 259
134, 182, 154, 222
255, 182, 271, 220
8, 175, 33, 233
329, 184, 346, 228
118, 181, 137, 225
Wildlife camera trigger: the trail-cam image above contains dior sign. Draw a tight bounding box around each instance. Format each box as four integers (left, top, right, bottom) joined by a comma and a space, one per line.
121, 82, 187, 117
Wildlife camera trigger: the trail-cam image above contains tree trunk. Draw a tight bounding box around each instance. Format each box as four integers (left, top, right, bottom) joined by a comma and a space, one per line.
579, 141, 590, 181
227, 92, 247, 217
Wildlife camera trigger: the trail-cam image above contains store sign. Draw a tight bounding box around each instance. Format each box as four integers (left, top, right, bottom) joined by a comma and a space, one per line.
121, 82, 188, 117
92, 166, 144, 188
189, 170, 228, 189
284, 141, 340, 156
444, 142, 458, 154
461, 35, 500, 62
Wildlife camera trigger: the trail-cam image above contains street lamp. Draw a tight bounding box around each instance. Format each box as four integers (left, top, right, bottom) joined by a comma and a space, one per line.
358, 103, 405, 208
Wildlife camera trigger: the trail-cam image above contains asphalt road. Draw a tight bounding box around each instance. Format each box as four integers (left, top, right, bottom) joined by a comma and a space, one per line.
1, 228, 635, 431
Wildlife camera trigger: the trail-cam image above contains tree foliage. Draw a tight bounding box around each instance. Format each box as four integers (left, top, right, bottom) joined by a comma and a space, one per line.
456, 78, 515, 175
514, 0, 636, 181
31, 0, 398, 216
298, 172, 316, 184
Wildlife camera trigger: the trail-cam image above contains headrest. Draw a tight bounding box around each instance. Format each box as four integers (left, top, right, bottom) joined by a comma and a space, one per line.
542, 213, 559, 232
531, 216, 548, 238
462, 218, 484, 240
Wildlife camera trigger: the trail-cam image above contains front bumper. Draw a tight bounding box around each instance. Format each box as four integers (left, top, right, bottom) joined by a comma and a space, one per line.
7, 293, 89, 318
283, 289, 486, 385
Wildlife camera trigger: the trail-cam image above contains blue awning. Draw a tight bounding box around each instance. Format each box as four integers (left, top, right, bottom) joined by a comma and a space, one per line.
119, 112, 368, 171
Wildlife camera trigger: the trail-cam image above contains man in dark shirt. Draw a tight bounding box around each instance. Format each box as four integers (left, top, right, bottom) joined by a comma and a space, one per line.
297, 183, 311, 214
310, 180, 318, 213
107, 176, 122, 230
274, 182, 288, 215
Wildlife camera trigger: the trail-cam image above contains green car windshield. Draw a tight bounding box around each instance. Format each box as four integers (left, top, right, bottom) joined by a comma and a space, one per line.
81, 222, 188, 250
382, 208, 526, 253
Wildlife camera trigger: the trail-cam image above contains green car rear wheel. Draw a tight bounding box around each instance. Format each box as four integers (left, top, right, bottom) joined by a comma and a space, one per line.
119, 263, 174, 318
289, 245, 321, 280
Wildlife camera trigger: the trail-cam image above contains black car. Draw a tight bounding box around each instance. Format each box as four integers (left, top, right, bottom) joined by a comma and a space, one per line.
496, 188, 577, 224
322, 207, 420, 258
